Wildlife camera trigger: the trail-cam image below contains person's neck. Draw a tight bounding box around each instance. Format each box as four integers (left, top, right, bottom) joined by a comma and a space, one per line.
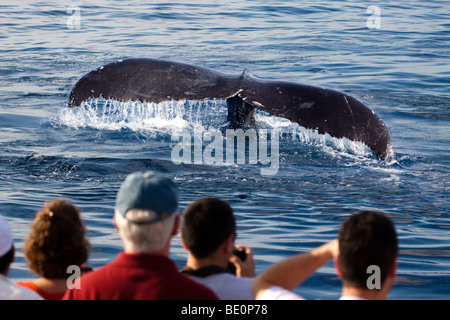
341, 285, 389, 300
186, 253, 228, 270
123, 242, 170, 257
33, 278, 68, 293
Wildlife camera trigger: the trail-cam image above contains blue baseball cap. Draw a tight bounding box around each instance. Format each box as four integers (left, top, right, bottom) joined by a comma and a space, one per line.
115, 171, 178, 224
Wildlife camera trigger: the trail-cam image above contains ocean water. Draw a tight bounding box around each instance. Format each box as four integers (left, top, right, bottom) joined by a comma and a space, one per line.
0, 1, 448, 300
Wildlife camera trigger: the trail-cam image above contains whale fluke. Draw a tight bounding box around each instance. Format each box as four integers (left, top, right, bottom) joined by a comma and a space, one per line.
68, 58, 392, 159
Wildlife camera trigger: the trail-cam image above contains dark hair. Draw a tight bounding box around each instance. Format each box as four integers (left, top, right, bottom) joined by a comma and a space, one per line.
0, 246, 14, 275
181, 198, 236, 259
24, 199, 90, 279
338, 211, 398, 289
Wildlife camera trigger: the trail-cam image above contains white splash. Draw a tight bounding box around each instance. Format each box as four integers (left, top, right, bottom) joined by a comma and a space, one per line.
53, 98, 228, 134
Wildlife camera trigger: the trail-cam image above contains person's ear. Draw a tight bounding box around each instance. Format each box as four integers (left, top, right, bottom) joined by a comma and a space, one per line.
389, 258, 398, 278
179, 231, 189, 251
171, 214, 180, 236
113, 214, 118, 230
334, 258, 343, 277
223, 234, 235, 254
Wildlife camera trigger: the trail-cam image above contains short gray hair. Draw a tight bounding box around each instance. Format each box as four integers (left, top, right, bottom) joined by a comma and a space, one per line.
114, 208, 177, 253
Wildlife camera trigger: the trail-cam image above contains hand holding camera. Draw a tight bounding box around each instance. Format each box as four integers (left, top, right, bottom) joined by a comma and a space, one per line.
228, 246, 255, 278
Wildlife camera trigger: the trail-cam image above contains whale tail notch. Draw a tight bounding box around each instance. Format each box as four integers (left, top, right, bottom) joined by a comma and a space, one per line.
226, 95, 256, 128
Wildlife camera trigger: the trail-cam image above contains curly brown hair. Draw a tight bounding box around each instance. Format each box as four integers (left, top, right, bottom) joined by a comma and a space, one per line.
24, 199, 90, 279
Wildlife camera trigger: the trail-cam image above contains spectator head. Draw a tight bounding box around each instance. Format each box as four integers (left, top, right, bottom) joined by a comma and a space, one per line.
337, 211, 398, 290
23, 199, 90, 279
181, 197, 236, 259
114, 171, 179, 253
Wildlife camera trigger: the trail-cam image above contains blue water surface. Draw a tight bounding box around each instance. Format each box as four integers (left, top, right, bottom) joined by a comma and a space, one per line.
0, 1, 449, 300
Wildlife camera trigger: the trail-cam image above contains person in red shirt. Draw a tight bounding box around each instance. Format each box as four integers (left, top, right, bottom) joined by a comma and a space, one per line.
63, 171, 218, 300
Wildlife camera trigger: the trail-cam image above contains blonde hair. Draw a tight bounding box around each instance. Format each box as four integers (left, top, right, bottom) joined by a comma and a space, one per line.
114, 209, 177, 253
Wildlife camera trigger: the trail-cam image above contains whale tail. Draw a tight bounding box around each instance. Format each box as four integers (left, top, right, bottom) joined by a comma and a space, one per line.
67, 58, 391, 160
